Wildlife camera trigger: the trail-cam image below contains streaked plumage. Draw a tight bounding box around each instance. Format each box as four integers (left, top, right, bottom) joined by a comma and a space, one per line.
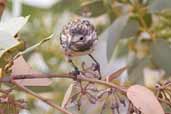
60, 19, 101, 79
60, 19, 97, 57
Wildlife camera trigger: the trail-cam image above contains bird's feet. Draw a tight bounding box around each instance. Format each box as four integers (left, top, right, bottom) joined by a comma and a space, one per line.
93, 63, 102, 80
71, 68, 80, 80
89, 54, 102, 80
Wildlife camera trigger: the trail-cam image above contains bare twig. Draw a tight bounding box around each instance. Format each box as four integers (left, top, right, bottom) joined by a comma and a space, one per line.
0, 71, 127, 114
14, 34, 54, 60
0, 72, 127, 93
104, 66, 127, 82
11, 80, 72, 114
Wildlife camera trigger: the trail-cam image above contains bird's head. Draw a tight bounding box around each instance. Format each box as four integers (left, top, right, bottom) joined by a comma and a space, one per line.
60, 19, 97, 54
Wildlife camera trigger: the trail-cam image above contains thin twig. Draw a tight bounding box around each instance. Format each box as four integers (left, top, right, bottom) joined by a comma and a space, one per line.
78, 77, 127, 93
11, 80, 72, 114
0, 73, 127, 93
14, 34, 54, 59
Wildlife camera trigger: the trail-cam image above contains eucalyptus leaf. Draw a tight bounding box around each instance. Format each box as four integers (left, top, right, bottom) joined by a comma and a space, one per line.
0, 16, 29, 36
151, 39, 171, 74
106, 15, 139, 61
120, 19, 139, 39
128, 57, 150, 84
106, 15, 129, 61
110, 39, 129, 60
127, 85, 164, 114
149, 0, 171, 13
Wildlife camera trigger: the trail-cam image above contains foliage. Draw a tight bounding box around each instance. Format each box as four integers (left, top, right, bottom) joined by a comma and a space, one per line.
0, 0, 171, 114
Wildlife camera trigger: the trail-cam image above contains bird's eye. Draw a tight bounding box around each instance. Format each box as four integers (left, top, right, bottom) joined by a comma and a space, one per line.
79, 37, 84, 40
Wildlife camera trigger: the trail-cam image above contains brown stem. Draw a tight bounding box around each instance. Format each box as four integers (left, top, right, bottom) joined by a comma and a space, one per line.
11, 80, 72, 114
0, 73, 127, 93
78, 77, 127, 93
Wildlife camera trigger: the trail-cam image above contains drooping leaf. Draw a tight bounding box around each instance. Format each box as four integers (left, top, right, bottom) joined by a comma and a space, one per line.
106, 15, 129, 61
127, 85, 164, 114
93, 33, 108, 76
149, 0, 171, 13
0, 16, 29, 36
11, 56, 52, 86
62, 83, 80, 108
106, 15, 139, 61
75, 0, 106, 17
105, 66, 127, 82
111, 39, 129, 59
150, 39, 171, 74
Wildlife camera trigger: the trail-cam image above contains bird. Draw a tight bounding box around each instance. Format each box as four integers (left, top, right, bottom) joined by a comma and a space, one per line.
60, 19, 101, 79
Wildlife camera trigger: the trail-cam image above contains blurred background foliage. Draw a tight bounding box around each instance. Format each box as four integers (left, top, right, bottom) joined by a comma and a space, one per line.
1, 0, 171, 113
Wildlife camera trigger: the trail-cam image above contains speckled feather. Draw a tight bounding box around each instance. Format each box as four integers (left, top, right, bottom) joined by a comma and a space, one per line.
60, 19, 97, 57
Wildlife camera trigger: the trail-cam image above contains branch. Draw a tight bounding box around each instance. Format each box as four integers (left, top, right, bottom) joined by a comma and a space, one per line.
0, 71, 127, 114
0, 72, 127, 93
11, 80, 72, 114
14, 34, 54, 59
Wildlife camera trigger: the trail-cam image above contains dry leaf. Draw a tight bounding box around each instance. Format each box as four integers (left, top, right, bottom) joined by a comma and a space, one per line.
127, 85, 164, 114
61, 84, 74, 108
105, 66, 127, 82
11, 56, 52, 86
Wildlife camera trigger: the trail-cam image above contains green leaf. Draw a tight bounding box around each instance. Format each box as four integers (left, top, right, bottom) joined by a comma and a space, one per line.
149, 0, 171, 13
106, 15, 139, 61
106, 15, 129, 61
143, 13, 152, 28
120, 19, 140, 38
75, 0, 106, 17
151, 39, 171, 74
0, 16, 29, 36
111, 39, 129, 59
